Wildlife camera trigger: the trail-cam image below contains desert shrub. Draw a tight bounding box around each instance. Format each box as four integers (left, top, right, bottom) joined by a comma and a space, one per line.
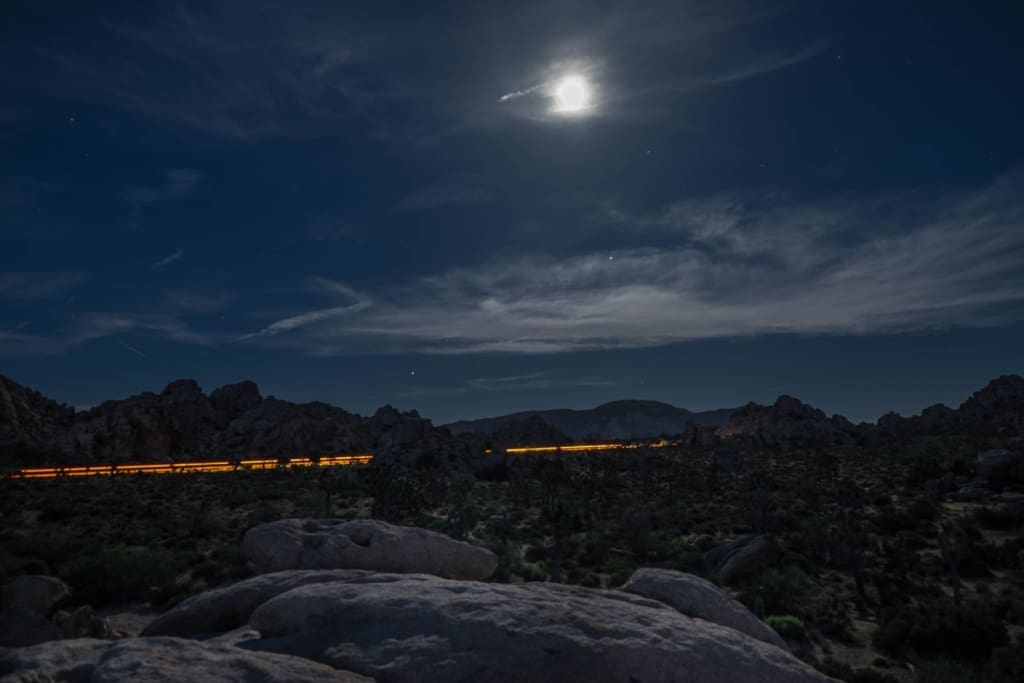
873, 603, 1008, 660
58, 546, 180, 607
912, 658, 992, 683
578, 533, 609, 566
810, 658, 899, 683
739, 565, 810, 617
765, 614, 805, 639
811, 596, 853, 638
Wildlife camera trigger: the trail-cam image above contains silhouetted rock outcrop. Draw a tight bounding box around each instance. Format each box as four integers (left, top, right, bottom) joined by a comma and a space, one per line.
718, 396, 857, 447
877, 375, 1024, 438
0, 375, 75, 463
0, 376, 457, 466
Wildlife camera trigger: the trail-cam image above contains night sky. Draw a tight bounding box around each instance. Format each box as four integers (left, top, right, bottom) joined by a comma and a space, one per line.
2, 1, 1023, 424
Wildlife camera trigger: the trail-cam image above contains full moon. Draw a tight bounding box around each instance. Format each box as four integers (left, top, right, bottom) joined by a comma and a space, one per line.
554, 76, 589, 112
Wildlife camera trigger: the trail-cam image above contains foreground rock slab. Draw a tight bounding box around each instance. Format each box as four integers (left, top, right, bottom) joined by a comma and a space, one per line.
242, 518, 498, 580
143, 569, 371, 637
245, 573, 833, 682
620, 568, 789, 651
0, 637, 372, 683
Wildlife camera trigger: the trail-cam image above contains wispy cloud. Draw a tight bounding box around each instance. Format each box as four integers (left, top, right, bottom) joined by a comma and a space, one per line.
400, 181, 493, 210
0, 271, 88, 300
237, 277, 372, 341
465, 372, 617, 392
237, 302, 371, 341
398, 372, 618, 397
0, 312, 217, 358
305, 219, 361, 242
498, 83, 544, 103
238, 172, 1024, 355
151, 248, 184, 269
123, 170, 201, 204
118, 341, 149, 359
27, 2, 394, 138
163, 287, 233, 313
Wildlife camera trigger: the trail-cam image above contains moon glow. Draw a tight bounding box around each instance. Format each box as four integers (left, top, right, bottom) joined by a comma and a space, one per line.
554, 76, 589, 112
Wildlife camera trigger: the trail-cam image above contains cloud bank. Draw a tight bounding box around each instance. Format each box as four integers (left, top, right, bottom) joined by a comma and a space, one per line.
239, 173, 1024, 355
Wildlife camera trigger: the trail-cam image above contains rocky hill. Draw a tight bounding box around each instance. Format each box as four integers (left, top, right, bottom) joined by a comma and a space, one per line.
0, 375, 456, 467
445, 399, 735, 441
717, 395, 862, 447
877, 374, 1024, 437
0, 375, 76, 463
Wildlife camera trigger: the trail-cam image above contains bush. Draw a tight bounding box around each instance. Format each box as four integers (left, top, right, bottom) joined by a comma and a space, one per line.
912, 658, 992, 683
739, 565, 810, 617
811, 658, 899, 683
765, 614, 805, 639
58, 546, 179, 607
873, 603, 1008, 660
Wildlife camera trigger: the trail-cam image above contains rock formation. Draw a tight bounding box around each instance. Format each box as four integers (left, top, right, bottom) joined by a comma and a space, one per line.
0, 575, 113, 648
620, 568, 789, 651
717, 396, 858, 447
705, 535, 782, 585
243, 573, 829, 682
0, 637, 371, 682
0, 375, 458, 467
241, 519, 499, 580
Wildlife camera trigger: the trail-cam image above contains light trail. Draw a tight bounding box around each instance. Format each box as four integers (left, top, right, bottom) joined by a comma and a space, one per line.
5, 441, 681, 480
7, 454, 374, 480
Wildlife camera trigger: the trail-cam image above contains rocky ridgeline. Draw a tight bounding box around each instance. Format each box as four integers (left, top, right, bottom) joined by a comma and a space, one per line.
1, 519, 834, 682
717, 395, 861, 447
4, 373, 1024, 466
0, 375, 463, 467
878, 374, 1024, 437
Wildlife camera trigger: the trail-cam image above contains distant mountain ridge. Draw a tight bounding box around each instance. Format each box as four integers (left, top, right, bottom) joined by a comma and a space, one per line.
444, 399, 736, 441
3, 373, 1023, 466
0, 375, 456, 467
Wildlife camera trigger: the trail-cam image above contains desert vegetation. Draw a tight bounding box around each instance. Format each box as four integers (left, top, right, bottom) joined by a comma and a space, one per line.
3, 431, 1023, 682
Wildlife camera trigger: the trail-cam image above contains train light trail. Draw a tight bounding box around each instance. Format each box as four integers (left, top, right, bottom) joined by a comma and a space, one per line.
3, 440, 679, 481
7, 454, 374, 480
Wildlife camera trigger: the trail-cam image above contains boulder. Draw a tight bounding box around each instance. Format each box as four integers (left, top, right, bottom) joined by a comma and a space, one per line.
142, 569, 372, 637
619, 568, 789, 651
705, 534, 781, 585
0, 575, 70, 618
977, 449, 1024, 488
0, 612, 61, 648
245, 573, 832, 682
0, 637, 371, 683
242, 519, 498, 580
56, 605, 115, 640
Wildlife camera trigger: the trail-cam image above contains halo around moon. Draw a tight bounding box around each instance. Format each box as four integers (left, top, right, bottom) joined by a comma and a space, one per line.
554, 75, 589, 113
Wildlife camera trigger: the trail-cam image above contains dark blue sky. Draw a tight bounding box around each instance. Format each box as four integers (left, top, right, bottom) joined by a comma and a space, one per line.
2, 1, 1023, 424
